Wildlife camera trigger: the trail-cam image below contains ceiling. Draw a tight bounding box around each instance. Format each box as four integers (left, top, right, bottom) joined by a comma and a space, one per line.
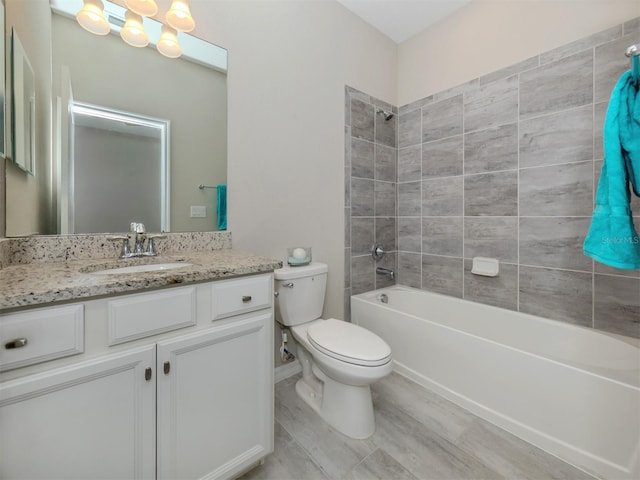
335, 0, 473, 43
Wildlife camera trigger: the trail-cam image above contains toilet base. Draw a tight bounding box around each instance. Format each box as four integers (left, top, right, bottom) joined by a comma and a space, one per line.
295, 371, 375, 440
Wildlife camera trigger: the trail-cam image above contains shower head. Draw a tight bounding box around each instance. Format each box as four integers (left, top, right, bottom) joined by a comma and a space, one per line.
376, 109, 394, 121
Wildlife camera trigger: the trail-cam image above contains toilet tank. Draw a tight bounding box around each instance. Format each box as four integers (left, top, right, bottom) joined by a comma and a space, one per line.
274, 262, 328, 326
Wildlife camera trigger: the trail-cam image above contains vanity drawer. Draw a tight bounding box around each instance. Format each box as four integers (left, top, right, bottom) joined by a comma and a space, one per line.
0, 305, 84, 372
211, 275, 272, 320
108, 286, 197, 345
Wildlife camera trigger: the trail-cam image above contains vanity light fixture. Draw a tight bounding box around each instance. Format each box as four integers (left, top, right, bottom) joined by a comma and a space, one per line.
124, 0, 158, 17
166, 0, 195, 32
120, 10, 149, 48
76, 0, 110, 36
157, 25, 182, 58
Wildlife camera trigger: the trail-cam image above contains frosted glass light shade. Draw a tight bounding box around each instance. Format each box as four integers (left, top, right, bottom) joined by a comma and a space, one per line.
124, 0, 158, 17
121, 10, 149, 48
157, 25, 182, 58
76, 0, 110, 36
166, 0, 195, 32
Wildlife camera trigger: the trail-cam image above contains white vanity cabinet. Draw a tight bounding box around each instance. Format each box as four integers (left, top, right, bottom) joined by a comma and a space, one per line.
0, 345, 156, 479
0, 274, 274, 480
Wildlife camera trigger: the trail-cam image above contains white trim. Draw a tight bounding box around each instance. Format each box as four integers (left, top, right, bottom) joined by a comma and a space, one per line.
274, 361, 301, 384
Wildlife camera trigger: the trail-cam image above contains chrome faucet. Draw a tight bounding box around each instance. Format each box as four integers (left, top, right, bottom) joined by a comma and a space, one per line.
376, 267, 395, 280
107, 222, 166, 258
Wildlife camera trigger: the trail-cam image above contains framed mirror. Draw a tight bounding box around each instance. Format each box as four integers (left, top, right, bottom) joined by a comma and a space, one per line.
11, 28, 35, 175
4, 0, 228, 236
0, 0, 6, 158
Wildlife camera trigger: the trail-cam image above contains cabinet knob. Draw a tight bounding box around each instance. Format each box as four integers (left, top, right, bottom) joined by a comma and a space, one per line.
164, 361, 171, 375
242, 295, 252, 303
5, 338, 28, 349
145, 367, 152, 381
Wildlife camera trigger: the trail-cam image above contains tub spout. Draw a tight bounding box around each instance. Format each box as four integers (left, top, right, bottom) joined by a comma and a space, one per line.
376, 267, 394, 280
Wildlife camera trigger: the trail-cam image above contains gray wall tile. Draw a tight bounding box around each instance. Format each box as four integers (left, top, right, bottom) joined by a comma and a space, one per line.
398, 252, 422, 288
519, 266, 592, 326
398, 145, 421, 182
399, 96, 432, 116
464, 75, 518, 132
464, 260, 518, 311
520, 50, 593, 120
423, 136, 463, 179
344, 207, 351, 246
519, 105, 593, 168
376, 217, 397, 252
594, 102, 606, 160
464, 124, 517, 174
351, 178, 374, 216
595, 32, 640, 103
345, 248, 351, 288
519, 162, 593, 216
375, 181, 396, 217
399, 109, 421, 148
423, 176, 463, 216
422, 217, 463, 257
351, 137, 374, 179
376, 112, 397, 148
422, 95, 463, 143
351, 217, 374, 256
464, 171, 518, 216
464, 216, 518, 263
398, 217, 421, 253
519, 217, 592, 271
351, 255, 375, 295
433, 78, 479, 102
479, 56, 538, 85
376, 144, 397, 182
398, 182, 421, 216
422, 255, 463, 298
540, 25, 621, 65
351, 98, 375, 141
594, 274, 640, 337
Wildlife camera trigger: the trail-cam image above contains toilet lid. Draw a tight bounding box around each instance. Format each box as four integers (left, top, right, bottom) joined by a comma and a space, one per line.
306, 319, 391, 367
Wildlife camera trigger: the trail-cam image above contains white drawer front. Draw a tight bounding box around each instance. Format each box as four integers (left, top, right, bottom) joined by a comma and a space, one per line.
0, 304, 84, 372
108, 286, 196, 345
211, 275, 272, 320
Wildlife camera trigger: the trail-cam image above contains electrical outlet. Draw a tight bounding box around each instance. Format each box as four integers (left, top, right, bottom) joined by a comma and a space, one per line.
190, 205, 206, 218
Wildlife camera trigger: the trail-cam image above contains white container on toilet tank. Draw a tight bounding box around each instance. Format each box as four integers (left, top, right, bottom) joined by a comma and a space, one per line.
274, 262, 392, 439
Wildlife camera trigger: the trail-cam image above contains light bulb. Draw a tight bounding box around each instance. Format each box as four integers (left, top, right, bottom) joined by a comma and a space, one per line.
120, 10, 149, 48
76, 0, 110, 36
166, 0, 195, 32
124, 0, 158, 17
157, 25, 182, 58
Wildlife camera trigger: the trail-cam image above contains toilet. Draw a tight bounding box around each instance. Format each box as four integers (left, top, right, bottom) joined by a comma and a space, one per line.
274, 262, 392, 439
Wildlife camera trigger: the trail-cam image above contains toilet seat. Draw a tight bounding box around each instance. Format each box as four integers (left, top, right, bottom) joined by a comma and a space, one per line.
306, 319, 391, 367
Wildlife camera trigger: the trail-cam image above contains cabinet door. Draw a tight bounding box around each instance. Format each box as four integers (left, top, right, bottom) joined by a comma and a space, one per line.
157, 313, 274, 480
0, 345, 156, 480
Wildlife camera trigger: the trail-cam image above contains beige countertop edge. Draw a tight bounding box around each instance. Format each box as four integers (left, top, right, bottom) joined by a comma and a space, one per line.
0, 251, 283, 313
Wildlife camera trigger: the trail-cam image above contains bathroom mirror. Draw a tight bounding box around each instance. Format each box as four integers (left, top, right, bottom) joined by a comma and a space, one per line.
4, 0, 227, 236
11, 29, 35, 175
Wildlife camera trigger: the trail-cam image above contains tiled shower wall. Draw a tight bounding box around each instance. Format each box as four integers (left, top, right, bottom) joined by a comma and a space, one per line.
345, 17, 640, 338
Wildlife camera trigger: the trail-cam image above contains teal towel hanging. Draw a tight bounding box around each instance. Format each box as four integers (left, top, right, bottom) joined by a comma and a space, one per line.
583, 70, 640, 269
217, 185, 227, 231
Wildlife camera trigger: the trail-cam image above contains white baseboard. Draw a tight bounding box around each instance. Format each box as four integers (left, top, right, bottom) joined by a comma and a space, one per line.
274, 360, 301, 383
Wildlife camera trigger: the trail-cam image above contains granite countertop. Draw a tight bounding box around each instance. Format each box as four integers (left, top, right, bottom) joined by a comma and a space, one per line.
0, 249, 282, 312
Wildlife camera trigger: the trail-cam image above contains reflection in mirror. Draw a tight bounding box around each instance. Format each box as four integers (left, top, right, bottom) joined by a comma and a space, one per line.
11, 29, 36, 175
4, 0, 227, 236
68, 102, 169, 234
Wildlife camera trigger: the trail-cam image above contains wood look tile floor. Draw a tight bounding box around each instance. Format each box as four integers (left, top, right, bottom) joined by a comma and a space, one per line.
240, 372, 597, 480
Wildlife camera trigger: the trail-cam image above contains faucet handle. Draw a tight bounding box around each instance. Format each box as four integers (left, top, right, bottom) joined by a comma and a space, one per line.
107, 235, 131, 258
146, 234, 167, 256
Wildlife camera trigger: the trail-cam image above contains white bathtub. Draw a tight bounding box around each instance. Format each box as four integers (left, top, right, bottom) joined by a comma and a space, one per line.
351, 286, 640, 480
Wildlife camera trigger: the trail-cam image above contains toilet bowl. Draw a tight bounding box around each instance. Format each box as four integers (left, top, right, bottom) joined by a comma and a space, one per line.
274, 262, 392, 439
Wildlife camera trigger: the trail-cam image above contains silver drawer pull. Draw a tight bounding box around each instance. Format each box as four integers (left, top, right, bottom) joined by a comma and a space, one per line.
242, 295, 252, 303
5, 338, 28, 349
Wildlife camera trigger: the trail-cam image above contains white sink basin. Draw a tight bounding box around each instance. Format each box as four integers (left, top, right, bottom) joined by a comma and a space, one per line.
92, 262, 193, 275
